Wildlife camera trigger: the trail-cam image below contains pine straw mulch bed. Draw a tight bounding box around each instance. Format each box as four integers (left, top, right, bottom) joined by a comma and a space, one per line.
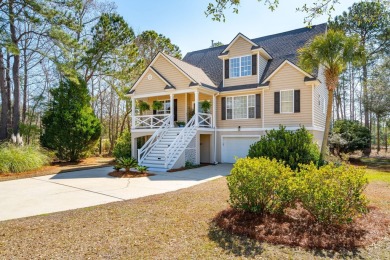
108, 170, 154, 178
214, 204, 390, 251
0, 157, 115, 182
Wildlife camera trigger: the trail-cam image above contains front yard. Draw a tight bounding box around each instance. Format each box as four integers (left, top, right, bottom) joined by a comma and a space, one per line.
0, 161, 389, 259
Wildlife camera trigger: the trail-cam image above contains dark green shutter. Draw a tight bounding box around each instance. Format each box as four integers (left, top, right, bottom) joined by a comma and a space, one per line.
294, 90, 300, 113
252, 54, 257, 75
221, 97, 226, 120
256, 94, 261, 118
224, 59, 229, 79
274, 92, 280, 114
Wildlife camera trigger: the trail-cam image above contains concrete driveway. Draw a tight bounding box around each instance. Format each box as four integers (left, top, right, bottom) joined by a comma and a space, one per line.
0, 164, 232, 221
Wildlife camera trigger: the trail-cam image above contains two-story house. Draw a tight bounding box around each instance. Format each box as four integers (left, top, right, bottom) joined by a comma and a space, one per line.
126, 24, 328, 171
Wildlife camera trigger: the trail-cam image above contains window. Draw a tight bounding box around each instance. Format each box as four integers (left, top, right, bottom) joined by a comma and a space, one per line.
156, 100, 170, 114
229, 58, 240, 78
280, 90, 293, 113
229, 55, 252, 78
226, 95, 256, 119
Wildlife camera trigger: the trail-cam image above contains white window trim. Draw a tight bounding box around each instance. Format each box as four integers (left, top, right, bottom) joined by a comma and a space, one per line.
280, 89, 294, 114
155, 99, 171, 114
226, 94, 256, 120
229, 55, 252, 78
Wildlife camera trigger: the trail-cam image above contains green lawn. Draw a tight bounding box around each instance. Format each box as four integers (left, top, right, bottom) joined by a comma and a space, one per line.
366, 168, 390, 183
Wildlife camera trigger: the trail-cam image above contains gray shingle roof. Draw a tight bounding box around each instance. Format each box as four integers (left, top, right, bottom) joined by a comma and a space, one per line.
183, 24, 327, 91
162, 53, 217, 88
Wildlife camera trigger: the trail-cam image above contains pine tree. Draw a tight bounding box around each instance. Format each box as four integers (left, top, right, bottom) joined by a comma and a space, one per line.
41, 77, 101, 162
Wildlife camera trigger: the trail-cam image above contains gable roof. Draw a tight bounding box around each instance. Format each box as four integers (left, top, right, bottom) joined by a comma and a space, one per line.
220, 33, 258, 55
183, 23, 327, 90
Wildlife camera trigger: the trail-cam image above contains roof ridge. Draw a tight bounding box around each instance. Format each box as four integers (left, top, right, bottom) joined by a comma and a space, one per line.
184, 23, 327, 56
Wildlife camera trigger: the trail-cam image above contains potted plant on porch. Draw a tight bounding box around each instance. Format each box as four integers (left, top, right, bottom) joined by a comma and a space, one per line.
176, 121, 186, 127
152, 101, 163, 112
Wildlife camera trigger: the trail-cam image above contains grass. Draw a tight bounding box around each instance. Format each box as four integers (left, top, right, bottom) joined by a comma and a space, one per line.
0, 176, 389, 259
365, 169, 390, 183
0, 143, 51, 173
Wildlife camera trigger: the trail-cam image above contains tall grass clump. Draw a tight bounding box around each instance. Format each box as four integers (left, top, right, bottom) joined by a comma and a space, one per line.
0, 143, 51, 173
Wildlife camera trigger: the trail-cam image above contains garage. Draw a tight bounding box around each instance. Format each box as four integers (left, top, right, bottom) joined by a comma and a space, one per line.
221, 136, 260, 163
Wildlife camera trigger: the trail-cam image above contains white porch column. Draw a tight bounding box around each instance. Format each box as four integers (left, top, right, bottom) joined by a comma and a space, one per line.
185, 93, 188, 123
170, 93, 174, 127
131, 97, 136, 129
194, 91, 199, 126
212, 94, 217, 128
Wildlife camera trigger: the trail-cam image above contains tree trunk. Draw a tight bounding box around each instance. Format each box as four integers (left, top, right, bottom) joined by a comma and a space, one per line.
0, 50, 8, 140
6, 53, 11, 129
22, 47, 28, 123
321, 89, 334, 158
9, 0, 20, 135
377, 114, 380, 154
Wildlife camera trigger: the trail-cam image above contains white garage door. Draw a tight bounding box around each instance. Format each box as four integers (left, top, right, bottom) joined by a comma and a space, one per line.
221, 136, 259, 163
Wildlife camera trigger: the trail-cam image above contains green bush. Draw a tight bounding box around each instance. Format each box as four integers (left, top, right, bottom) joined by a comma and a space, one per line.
248, 126, 320, 170
113, 130, 132, 159
296, 163, 368, 225
329, 120, 370, 156
227, 157, 294, 215
0, 143, 51, 173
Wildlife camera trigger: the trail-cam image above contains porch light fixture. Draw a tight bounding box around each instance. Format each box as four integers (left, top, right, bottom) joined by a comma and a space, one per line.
238, 126, 241, 131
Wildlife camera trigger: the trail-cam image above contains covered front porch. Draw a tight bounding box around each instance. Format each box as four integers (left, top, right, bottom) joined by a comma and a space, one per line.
130, 89, 217, 129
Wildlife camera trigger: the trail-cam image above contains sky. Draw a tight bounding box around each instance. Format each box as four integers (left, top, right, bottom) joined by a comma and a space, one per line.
113, 0, 357, 56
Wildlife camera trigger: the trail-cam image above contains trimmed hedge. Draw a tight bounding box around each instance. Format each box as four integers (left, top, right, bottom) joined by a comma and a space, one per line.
227, 157, 294, 215
227, 157, 369, 225
113, 130, 132, 159
296, 163, 368, 225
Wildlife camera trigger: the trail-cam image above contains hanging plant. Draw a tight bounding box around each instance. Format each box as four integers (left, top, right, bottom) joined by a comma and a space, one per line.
137, 100, 150, 115
200, 100, 211, 113
152, 101, 163, 111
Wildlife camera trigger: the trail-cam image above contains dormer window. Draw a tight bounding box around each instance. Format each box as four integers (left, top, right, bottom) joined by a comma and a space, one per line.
229, 55, 252, 78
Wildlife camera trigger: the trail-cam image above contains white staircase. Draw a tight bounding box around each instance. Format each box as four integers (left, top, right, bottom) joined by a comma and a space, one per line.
140, 128, 182, 169
138, 114, 205, 171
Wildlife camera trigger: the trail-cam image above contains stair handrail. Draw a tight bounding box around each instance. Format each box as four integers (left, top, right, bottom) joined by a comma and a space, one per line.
138, 114, 172, 163
164, 115, 197, 168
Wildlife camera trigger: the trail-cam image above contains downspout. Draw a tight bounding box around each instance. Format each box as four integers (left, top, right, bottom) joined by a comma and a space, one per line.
214, 93, 219, 164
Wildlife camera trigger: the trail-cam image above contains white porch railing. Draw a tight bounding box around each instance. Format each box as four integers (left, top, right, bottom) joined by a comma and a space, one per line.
164, 115, 197, 168
134, 114, 170, 129
198, 113, 212, 127
138, 114, 172, 163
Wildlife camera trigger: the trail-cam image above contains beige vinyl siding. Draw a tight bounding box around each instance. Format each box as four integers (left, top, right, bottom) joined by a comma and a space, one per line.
139, 94, 187, 122
264, 63, 312, 128
153, 57, 192, 90
313, 65, 327, 129
216, 91, 263, 129
310, 130, 324, 149
133, 69, 167, 95
258, 55, 268, 79
225, 37, 257, 87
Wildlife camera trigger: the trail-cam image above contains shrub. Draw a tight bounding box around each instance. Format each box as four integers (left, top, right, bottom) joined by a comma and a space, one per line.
136, 165, 148, 173
0, 143, 51, 173
296, 163, 368, 225
227, 157, 294, 215
329, 120, 370, 156
117, 157, 138, 172
113, 130, 131, 159
248, 125, 320, 170
41, 76, 101, 162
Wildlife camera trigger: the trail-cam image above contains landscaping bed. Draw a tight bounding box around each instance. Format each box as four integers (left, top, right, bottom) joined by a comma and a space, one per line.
0, 157, 114, 182
108, 170, 154, 178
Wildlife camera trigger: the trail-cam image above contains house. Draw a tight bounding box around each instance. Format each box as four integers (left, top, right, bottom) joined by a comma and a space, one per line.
126, 24, 328, 170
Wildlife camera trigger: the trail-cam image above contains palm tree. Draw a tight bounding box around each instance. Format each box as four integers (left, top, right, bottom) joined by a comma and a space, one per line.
298, 29, 362, 158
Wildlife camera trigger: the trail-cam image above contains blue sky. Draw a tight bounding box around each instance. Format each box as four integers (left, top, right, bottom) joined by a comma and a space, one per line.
114, 0, 357, 56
